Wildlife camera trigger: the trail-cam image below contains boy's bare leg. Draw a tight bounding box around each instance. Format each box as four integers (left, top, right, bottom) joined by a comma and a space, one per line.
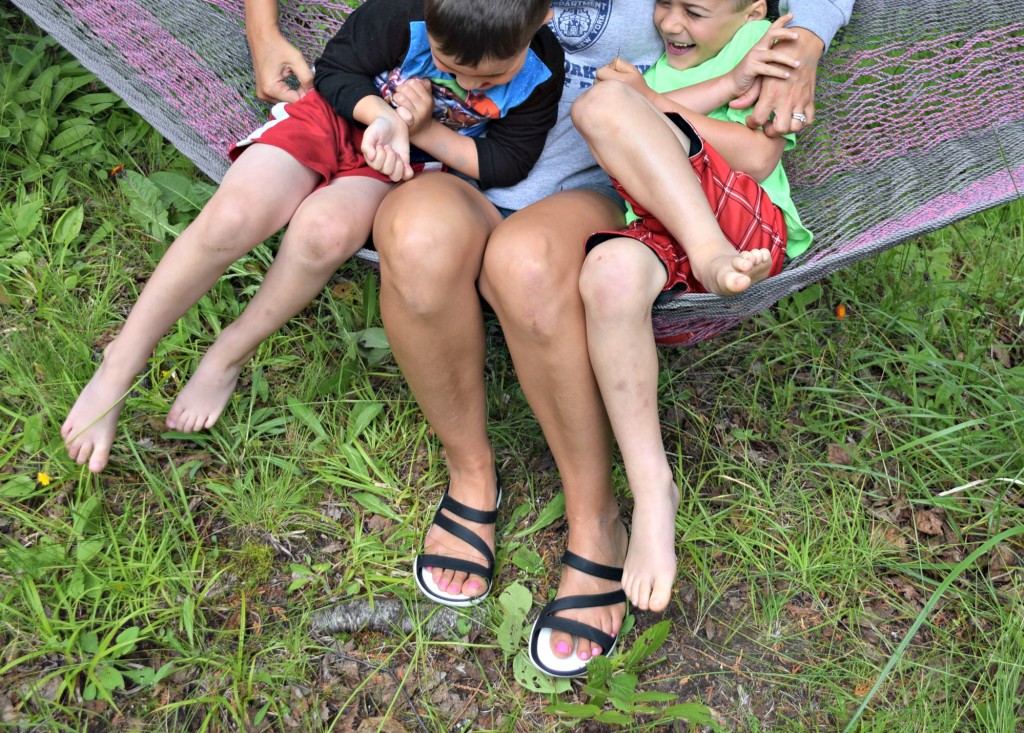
374, 173, 503, 601
62, 146, 320, 472
167, 176, 392, 432
572, 82, 772, 295
579, 237, 680, 612
481, 190, 629, 662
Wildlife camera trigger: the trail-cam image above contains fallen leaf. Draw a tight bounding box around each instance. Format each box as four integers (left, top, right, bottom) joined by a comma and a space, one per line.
827, 443, 853, 465
913, 508, 944, 536
854, 678, 876, 697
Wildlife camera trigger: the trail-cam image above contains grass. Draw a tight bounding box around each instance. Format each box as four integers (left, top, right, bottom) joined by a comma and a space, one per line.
2, 4, 1024, 731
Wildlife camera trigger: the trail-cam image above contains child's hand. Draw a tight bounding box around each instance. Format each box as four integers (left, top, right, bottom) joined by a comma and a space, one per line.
393, 78, 434, 137
596, 57, 651, 97
728, 15, 801, 102
362, 115, 414, 182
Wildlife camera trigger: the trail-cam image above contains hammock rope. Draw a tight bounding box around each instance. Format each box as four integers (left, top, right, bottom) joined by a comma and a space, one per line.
12, 0, 1024, 344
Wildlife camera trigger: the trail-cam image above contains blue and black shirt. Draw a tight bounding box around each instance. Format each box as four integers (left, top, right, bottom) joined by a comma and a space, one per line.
314, 0, 564, 190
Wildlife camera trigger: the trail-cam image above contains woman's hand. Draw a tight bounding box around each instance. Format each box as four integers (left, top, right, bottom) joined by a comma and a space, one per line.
248, 32, 314, 103
731, 24, 826, 137
728, 15, 801, 101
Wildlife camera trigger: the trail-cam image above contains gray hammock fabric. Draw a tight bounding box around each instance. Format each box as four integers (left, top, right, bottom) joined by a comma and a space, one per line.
12, 0, 1024, 344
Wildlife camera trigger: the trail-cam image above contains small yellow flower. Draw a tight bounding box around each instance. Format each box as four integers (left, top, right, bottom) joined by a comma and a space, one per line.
37, 472, 51, 486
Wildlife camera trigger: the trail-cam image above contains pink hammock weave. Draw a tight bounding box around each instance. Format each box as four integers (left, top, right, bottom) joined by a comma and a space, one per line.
12, 0, 1024, 344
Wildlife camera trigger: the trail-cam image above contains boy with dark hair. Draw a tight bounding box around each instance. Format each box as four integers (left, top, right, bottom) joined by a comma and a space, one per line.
62, 0, 562, 474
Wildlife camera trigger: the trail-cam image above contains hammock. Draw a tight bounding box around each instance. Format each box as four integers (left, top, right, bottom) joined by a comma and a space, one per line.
12, 0, 1024, 344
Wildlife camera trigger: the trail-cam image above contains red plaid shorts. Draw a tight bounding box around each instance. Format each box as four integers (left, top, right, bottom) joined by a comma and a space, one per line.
587, 112, 786, 295
229, 89, 442, 189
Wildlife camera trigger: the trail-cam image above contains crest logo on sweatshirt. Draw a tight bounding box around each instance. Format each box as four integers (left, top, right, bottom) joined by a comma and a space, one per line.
550, 0, 610, 53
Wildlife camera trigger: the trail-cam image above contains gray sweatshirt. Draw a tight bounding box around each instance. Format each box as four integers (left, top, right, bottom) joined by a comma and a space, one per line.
486, 0, 854, 212
783, 0, 855, 50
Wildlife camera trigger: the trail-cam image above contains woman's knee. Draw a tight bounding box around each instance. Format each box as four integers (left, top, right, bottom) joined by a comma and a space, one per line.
482, 229, 581, 339
375, 178, 490, 317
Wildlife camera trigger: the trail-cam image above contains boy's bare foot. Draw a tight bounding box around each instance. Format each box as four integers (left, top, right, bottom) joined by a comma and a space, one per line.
692, 248, 773, 296
61, 362, 133, 473
622, 480, 680, 612
166, 352, 247, 432
548, 519, 630, 662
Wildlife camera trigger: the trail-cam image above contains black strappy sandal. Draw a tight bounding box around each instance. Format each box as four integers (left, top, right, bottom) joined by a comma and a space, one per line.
528, 550, 628, 677
413, 475, 502, 607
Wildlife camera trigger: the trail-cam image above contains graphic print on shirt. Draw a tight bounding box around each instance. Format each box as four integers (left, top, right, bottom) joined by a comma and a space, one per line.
374, 21, 552, 138
377, 69, 500, 135
550, 0, 610, 53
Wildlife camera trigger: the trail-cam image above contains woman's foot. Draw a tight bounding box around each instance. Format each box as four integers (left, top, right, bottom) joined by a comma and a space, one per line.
61, 360, 134, 473
419, 468, 500, 602
692, 248, 773, 296
166, 347, 250, 432
547, 518, 630, 663
623, 480, 680, 612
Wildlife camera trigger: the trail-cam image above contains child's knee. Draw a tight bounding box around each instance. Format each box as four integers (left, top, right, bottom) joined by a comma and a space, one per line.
289, 210, 367, 268
580, 246, 654, 318
571, 81, 630, 134
192, 196, 259, 256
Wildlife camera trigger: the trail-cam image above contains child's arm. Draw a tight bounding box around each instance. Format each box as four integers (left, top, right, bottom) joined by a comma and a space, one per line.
387, 78, 482, 179
314, 0, 419, 180
597, 16, 800, 117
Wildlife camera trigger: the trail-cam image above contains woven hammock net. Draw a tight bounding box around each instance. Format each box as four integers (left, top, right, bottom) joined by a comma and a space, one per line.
12, 0, 1024, 344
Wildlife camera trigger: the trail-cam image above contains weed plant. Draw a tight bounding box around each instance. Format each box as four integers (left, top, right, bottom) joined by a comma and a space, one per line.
1, 4, 1022, 731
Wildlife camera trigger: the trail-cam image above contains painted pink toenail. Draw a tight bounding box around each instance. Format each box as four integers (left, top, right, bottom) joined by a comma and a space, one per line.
556, 641, 570, 654
450, 585, 460, 594
579, 651, 590, 661
438, 581, 448, 590
465, 581, 479, 592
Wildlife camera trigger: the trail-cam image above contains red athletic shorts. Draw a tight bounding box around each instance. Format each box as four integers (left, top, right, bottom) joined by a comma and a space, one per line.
229, 89, 443, 188
587, 112, 786, 295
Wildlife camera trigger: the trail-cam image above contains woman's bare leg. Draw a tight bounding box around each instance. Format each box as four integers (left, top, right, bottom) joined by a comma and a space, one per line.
579, 238, 680, 612
167, 176, 392, 431
374, 173, 504, 600
480, 190, 629, 662
62, 146, 319, 472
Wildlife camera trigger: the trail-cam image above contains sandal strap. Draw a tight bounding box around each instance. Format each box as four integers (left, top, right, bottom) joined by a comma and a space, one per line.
561, 550, 623, 582
428, 511, 495, 571
439, 492, 499, 525
540, 590, 627, 616
418, 553, 491, 579
418, 472, 502, 582
537, 591, 626, 652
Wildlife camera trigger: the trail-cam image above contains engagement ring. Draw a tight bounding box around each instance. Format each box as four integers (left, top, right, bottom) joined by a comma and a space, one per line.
791, 112, 808, 123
